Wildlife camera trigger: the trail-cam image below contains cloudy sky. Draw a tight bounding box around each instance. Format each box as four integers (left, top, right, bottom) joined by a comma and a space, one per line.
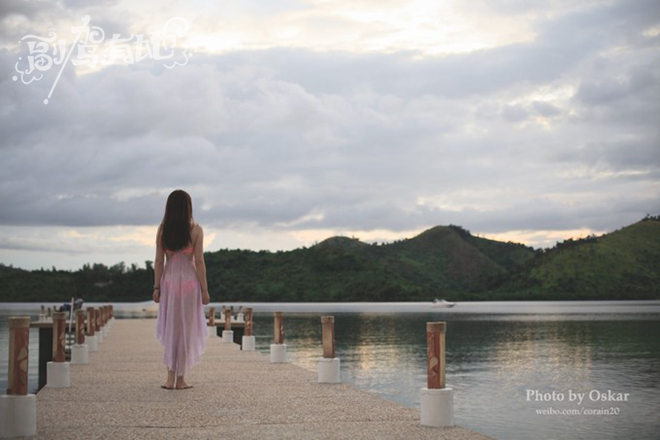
0, 0, 658, 271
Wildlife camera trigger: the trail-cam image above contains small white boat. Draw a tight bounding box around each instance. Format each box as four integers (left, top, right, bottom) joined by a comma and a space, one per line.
432, 299, 456, 308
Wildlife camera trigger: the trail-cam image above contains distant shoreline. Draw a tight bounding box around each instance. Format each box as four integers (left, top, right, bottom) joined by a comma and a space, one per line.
2, 300, 659, 317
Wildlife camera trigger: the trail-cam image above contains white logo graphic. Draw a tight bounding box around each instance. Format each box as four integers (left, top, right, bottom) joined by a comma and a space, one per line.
13, 15, 191, 105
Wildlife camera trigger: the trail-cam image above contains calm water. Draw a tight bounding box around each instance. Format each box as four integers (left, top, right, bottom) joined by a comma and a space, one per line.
1, 302, 659, 439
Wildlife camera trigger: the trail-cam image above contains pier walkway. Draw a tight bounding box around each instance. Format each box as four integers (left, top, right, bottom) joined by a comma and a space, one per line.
33, 319, 491, 439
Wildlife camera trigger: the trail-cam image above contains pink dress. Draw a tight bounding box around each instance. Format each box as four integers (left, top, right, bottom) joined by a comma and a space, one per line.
155, 245, 207, 375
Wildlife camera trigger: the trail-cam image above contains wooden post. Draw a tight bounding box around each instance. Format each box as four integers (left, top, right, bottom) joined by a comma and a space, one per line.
6, 316, 30, 395
245, 308, 253, 336
427, 322, 446, 389
94, 308, 101, 332
52, 312, 66, 363
208, 307, 215, 326
109, 305, 114, 319
86, 307, 95, 336
274, 311, 284, 344
321, 316, 335, 359
224, 308, 231, 331
75, 310, 85, 345
47, 307, 52, 318
40, 305, 45, 314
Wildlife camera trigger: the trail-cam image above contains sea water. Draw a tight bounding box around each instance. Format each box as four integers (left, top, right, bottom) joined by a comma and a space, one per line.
1, 301, 659, 439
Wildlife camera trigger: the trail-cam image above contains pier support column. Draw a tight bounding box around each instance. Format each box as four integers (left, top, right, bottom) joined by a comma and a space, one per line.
47, 312, 70, 388
0, 316, 37, 438
222, 308, 232, 342
242, 308, 255, 351
420, 322, 453, 427
318, 316, 341, 383
71, 310, 88, 365
270, 344, 287, 363
420, 388, 454, 427
222, 330, 234, 343
95, 308, 103, 344
102, 306, 109, 337
71, 345, 88, 365
242, 336, 255, 351
86, 335, 98, 352
207, 307, 218, 338
317, 357, 340, 383
270, 312, 287, 363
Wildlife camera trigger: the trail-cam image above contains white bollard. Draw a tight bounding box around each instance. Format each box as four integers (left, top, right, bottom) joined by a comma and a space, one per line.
38, 314, 46, 322
0, 394, 37, 438
236, 312, 245, 322
208, 326, 218, 338
270, 343, 287, 363
420, 387, 454, 427
242, 335, 255, 351
317, 357, 341, 383
102, 325, 108, 337
86, 335, 98, 352
222, 330, 234, 343
71, 344, 89, 365
46, 361, 70, 388
96, 329, 103, 344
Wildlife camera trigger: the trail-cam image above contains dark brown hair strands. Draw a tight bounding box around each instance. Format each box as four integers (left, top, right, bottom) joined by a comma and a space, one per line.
161, 189, 193, 251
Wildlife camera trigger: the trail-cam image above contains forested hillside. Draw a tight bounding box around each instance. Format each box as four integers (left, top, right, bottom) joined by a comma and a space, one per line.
0, 218, 658, 302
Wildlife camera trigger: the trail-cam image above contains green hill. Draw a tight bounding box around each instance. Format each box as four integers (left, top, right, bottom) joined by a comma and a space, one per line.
0, 218, 658, 302
493, 217, 660, 300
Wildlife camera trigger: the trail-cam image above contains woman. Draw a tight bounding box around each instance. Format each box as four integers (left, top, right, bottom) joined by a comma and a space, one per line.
153, 190, 211, 390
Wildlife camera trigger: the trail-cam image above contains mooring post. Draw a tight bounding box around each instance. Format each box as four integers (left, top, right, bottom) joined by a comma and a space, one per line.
86, 307, 98, 352
102, 306, 109, 337
318, 316, 341, 383
420, 322, 453, 427
39, 305, 46, 322
241, 307, 255, 351
270, 311, 287, 363
95, 308, 103, 344
0, 316, 37, 438
207, 307, 217, 338
71, 310, 88, 365
222, 308, 233, 343
46, 312, 70, 388
236, 305, 245, 322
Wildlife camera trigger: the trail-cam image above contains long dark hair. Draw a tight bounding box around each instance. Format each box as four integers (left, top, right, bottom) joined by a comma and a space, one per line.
161, 190, 193, 251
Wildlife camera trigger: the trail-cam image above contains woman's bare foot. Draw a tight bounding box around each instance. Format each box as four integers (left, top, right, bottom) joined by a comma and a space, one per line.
176, 375, 193, 389
162, 370, 175, 389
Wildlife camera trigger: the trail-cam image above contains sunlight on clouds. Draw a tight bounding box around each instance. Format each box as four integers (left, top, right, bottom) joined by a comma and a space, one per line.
290, 227, 424, 246
483, 228, 608, 249
186, 0, 536, 56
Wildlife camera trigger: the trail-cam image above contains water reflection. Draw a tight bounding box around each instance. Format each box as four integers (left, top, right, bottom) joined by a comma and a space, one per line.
251, 313, 660, 440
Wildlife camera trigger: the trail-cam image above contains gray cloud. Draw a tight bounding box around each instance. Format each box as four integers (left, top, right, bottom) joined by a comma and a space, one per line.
0, 0, 659, 256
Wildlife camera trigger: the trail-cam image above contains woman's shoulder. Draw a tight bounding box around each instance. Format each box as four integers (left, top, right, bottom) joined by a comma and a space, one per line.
191, 222, 203, 235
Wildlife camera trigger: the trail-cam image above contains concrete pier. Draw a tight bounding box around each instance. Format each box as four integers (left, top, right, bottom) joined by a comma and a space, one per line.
35, 319, 491, 439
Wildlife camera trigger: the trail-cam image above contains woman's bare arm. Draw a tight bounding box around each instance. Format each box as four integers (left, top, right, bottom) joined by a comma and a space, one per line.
193, 224, 210, 304
153, 224, 165, 302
